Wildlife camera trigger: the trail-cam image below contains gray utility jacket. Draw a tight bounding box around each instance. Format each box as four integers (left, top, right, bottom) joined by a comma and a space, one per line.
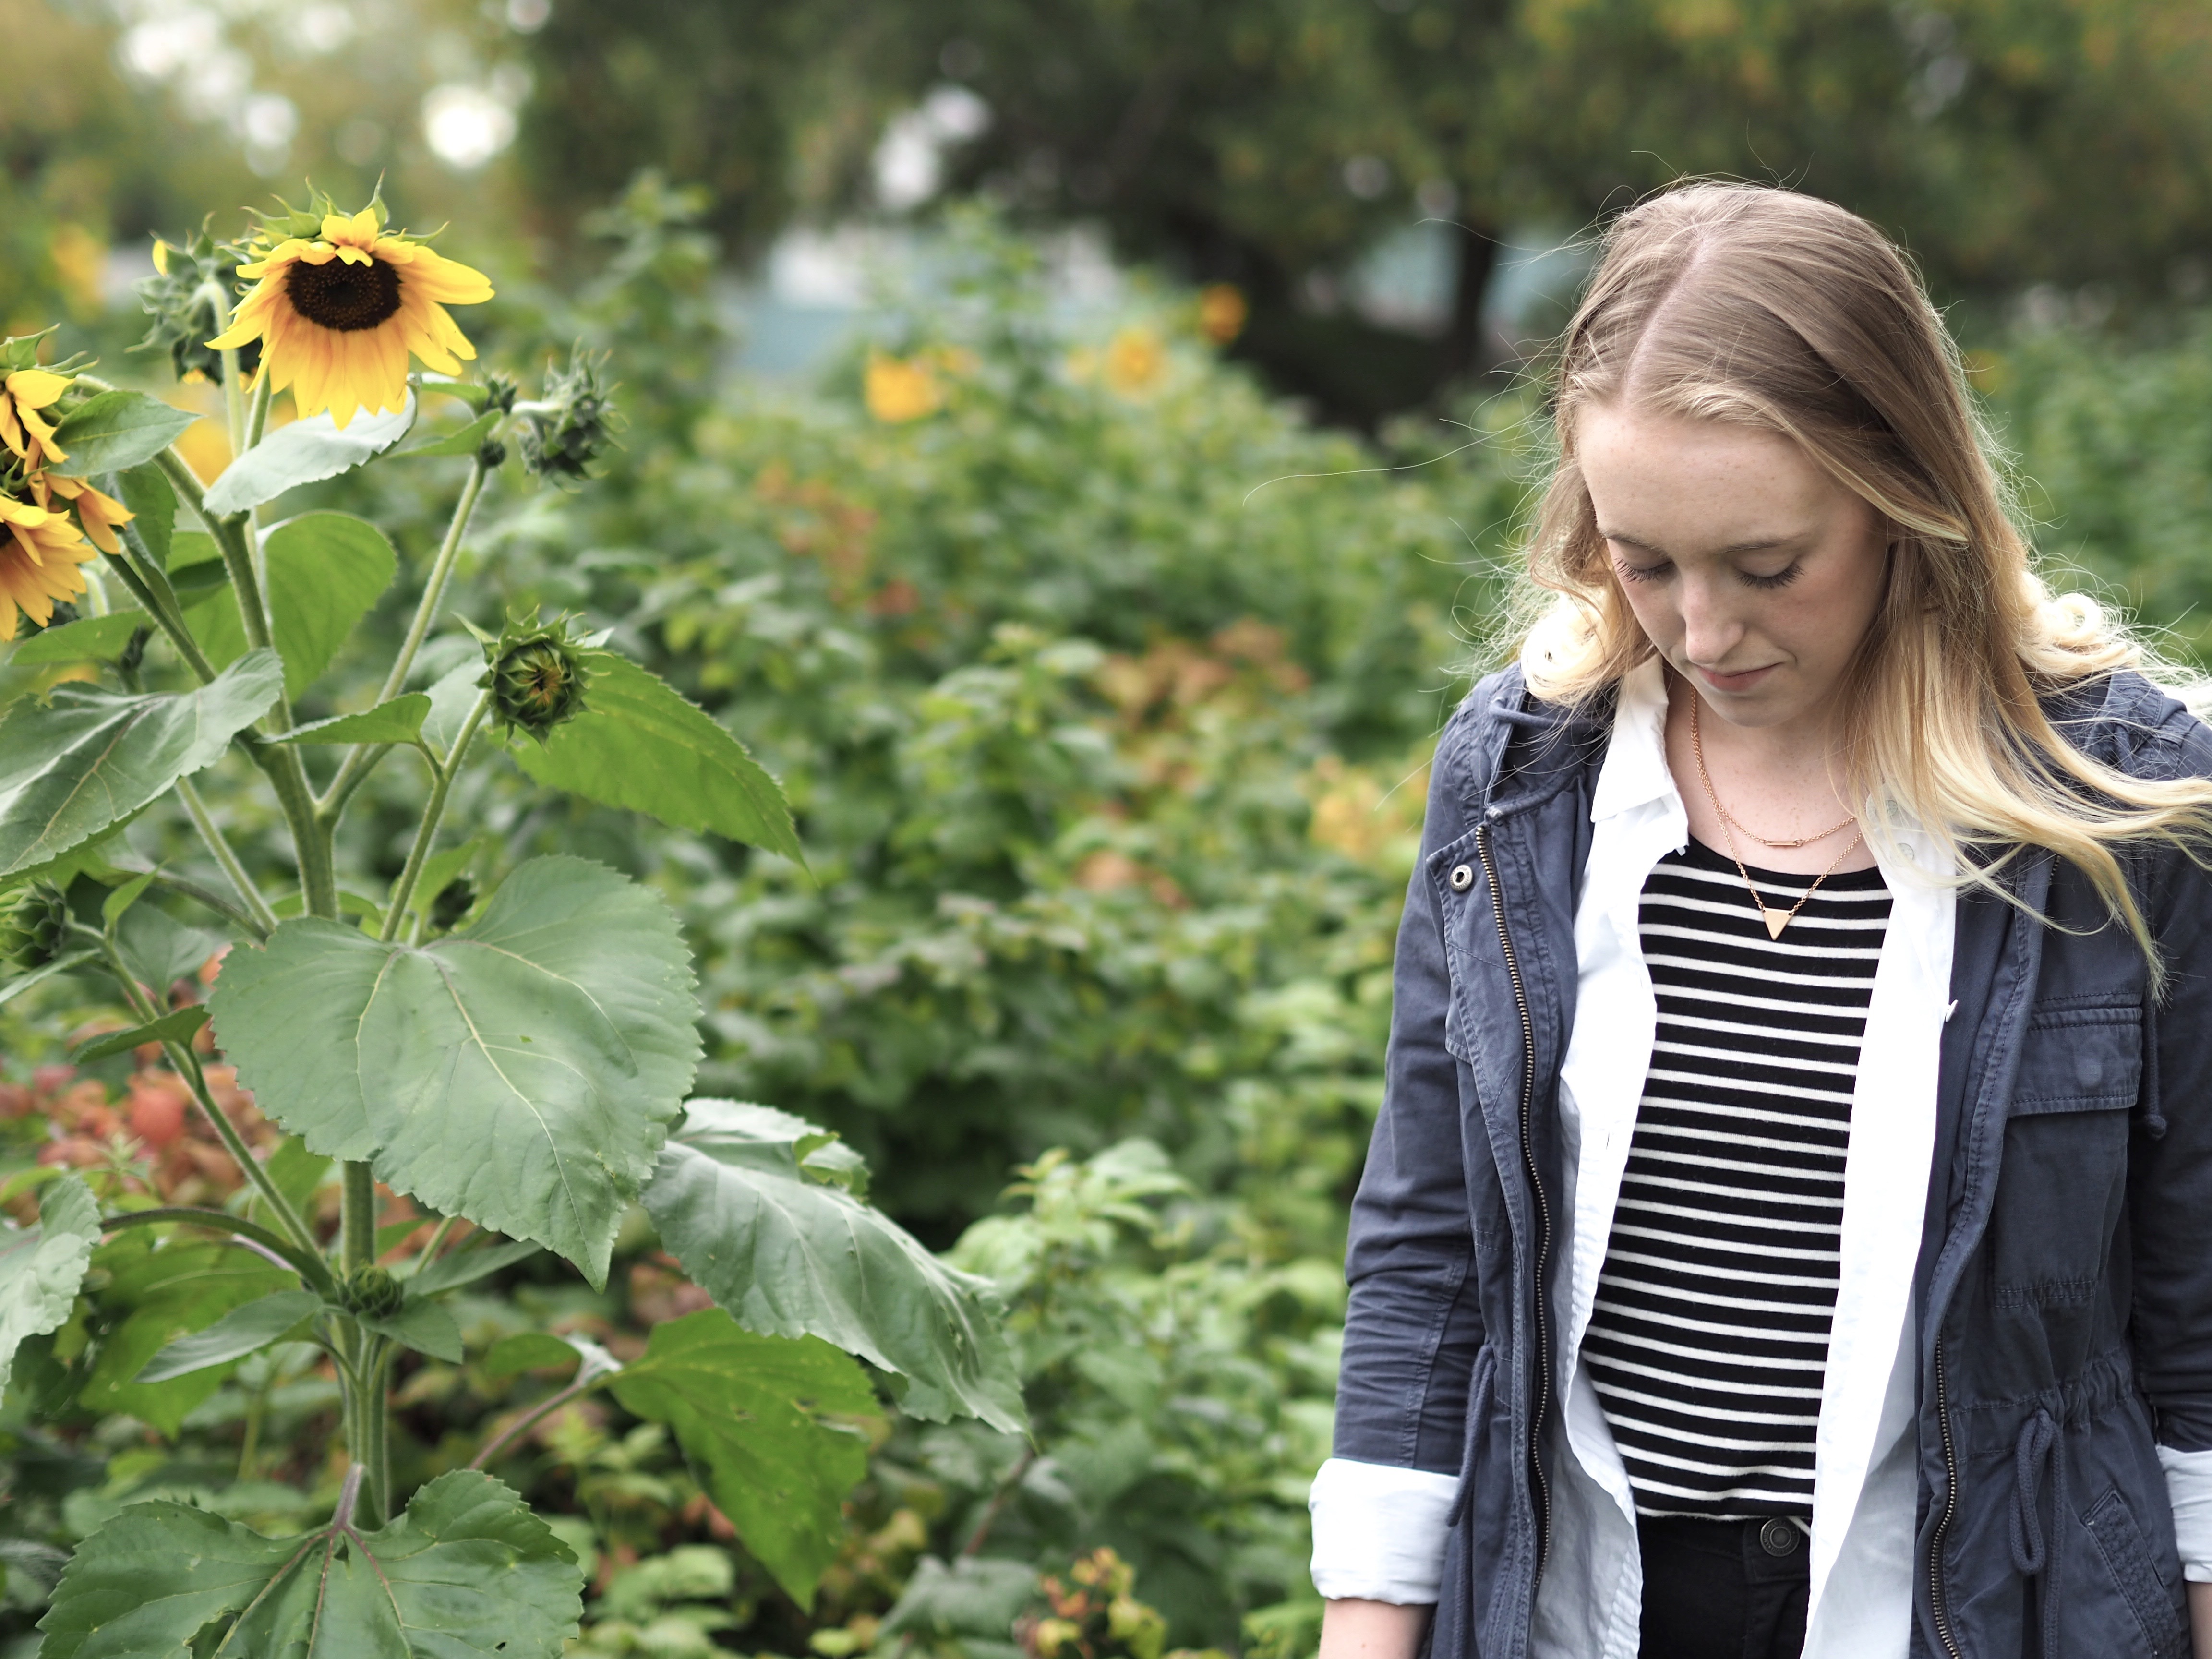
1335, 662, 2212, 1659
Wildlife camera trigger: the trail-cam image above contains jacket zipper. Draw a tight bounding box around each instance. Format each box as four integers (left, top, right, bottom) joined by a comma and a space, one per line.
1928, 1341, 1964, 1659
1476, 823, 1552, 1574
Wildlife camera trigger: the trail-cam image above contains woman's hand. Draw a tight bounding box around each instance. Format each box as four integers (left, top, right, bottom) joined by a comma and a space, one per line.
1316, 1599, 1430, 1659
2191, 1581, 2212, 1659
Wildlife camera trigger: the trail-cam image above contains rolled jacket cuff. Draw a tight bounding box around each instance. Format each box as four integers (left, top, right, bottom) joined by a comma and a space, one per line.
2159, 1442, 2212, 1582
1308, 1456, 1458, 1604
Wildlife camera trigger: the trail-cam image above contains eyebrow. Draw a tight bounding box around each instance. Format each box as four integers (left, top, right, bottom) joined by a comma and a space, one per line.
1599, 530, 1805, 559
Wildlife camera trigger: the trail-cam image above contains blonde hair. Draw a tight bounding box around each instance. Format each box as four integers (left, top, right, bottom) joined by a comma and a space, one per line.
1515, 181, 2212, 958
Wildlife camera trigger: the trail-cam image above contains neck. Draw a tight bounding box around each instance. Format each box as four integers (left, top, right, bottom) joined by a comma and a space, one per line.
1666, 669, 1877, 875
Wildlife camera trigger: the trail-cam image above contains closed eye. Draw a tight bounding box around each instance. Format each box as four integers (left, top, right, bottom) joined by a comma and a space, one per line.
1742, 562, 1803, 590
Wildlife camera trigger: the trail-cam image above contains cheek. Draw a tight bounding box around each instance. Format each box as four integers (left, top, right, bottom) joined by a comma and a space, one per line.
1612, 577, 1681, 646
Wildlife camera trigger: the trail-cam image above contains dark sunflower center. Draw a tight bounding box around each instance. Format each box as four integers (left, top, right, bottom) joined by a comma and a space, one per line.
285, 254, 403, 332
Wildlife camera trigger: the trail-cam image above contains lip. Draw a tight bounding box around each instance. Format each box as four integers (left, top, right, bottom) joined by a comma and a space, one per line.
1694, 662, 1779, 694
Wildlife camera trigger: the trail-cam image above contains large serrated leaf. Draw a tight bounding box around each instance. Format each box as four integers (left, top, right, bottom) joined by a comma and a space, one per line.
0, 649, 282, 878
39, 1468, 582, 1659
0, 1175, 98, 1392
210, 856, 700, 1289
184, 513, 397, 701
201, 397, 416, 516
508, 653, 804, 862
43, 391, 199, 478
608, 1310, 874, 1608
642, 1101, 1024, 1431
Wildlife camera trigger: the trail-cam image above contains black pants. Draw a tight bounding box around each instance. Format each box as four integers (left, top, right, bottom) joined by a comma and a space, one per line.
1637, 1515, 1810, 1659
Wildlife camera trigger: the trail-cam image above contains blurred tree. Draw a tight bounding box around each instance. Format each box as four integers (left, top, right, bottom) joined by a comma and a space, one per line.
512, 0, 2212, 424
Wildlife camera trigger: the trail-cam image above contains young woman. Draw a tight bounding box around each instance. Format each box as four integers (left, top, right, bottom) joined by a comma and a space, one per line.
1309, 183, 2212, 1659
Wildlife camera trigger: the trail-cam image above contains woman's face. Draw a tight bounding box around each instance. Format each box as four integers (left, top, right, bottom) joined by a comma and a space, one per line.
1577, 403, 1891, 733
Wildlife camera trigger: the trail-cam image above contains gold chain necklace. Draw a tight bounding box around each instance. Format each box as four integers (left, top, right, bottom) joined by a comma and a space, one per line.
1690, 696, 1858, 849
1690, 695, 1864, 940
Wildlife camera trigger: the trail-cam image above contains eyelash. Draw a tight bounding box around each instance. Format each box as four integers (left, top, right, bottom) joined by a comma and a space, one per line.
1611, 555, 1803, 590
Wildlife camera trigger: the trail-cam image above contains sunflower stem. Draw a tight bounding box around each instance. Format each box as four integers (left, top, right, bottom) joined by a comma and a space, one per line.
98, 545, 215, 686
380, 456, 488, 705
380, 691, 491, 942
93, 938, 319, 1255
342, 1162, 377, 1273
315, 454, 491, 826
244, 373, 274, 452
206, 279, 250, 462
172, 776, 280, 935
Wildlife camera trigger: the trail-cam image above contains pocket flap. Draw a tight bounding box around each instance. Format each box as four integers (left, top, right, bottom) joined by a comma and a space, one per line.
2010, 1004, 2142, 1116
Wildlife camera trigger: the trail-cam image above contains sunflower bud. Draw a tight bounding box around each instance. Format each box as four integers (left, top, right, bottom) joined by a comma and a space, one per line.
0, 883, 69, 974
136, 226, 260, 385
479, 614, 592, 744
339, 1265, 405, 1320
519, 346, 620, 488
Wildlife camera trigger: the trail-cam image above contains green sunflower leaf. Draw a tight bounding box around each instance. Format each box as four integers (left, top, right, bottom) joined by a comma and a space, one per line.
397, 408, 500, 458
272, 692, 431, 746
507, 652, 804, 862
114, 462, 176, 566
134, 1287, 319, 1382
9, 613, 151, 666
184, 513, 397, 701
209, 856, 700, 1289
0, 649, 281, 880
641, 1100, 1025, 1432
608, 1311, 875, 1609
72, 1005, 208, 1063
37, 1469, 583, 1659
200, 395, 417, 517
0, 1174, 99, 1393
355, 1297, 465, 1363
76, 1235, 293, 1435
42, 392, 199, 479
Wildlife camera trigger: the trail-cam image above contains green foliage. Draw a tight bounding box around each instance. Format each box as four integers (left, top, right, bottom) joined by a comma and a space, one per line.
645, 1101, 1025, 1431
608, 1313, 876, 1607
41, 391, 198, 478
275, 693, 434, 746
9, 615, 151, 667
39, 1470, 584, 1659
210, 856, 702, 1287
185, 513, 399, 700
201, 399, 418, 517
0, 1175, 98, 1392
509, 652, 803, 861
0, 651, 281, 878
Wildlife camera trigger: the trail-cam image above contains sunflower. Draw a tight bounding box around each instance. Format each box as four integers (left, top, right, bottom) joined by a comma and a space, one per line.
0, 369, 72, 469
30, 470, 132, 555
205, 203, 494, 430
0, 493, 96, 642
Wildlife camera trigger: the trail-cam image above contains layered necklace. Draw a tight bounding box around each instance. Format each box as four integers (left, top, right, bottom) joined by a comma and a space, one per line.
1690, 695, 1865, 940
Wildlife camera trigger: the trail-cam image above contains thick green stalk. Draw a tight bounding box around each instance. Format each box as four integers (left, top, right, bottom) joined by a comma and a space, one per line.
342, 1161, 377, 1274
380, 692, 492, 941
244, 373, 274, 451
142, 859, 271, 940
172, 778, 280, 935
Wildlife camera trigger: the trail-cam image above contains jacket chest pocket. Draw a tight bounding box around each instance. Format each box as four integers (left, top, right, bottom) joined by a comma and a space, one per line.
1986, 1005, 2142, 1309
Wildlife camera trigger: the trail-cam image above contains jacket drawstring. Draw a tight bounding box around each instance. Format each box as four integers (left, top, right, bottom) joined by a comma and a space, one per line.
2010, 1409, 2058, 1575
2011, 1407, 2069, 1659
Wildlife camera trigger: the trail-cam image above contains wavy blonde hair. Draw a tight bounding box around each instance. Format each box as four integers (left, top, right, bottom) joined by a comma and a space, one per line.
1515, 181, 2212, 955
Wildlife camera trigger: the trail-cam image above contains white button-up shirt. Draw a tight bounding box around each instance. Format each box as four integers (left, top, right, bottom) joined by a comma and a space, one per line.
1310, 656, 2212, 1655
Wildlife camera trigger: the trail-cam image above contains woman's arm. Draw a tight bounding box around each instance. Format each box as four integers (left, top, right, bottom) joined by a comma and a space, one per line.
1317, 1599, 1430, 1659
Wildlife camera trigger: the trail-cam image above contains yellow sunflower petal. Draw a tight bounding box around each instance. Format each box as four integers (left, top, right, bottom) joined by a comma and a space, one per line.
17, 402, 66, 464
398, 247, 495, 306
4, 370, 71, 410
71, 484, 131, 555
0, 400, 25, 462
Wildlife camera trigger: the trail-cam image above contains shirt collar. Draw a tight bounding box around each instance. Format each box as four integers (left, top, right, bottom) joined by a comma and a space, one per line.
1588, 655, 1677, 824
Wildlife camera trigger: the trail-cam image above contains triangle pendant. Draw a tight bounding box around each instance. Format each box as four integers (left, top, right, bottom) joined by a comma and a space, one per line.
1762, 908, 1790, 940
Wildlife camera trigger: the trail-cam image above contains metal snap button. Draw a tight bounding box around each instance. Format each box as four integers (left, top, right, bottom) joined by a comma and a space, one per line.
1448, 863, 1475, 893
1758, 1517, 1800, 1557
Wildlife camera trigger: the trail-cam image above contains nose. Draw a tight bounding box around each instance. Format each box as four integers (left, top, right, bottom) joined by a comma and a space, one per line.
1677, 571, 1748, 667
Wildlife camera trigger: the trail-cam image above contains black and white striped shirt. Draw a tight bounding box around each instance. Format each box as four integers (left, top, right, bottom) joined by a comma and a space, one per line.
1582, 837, 1891, 1519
